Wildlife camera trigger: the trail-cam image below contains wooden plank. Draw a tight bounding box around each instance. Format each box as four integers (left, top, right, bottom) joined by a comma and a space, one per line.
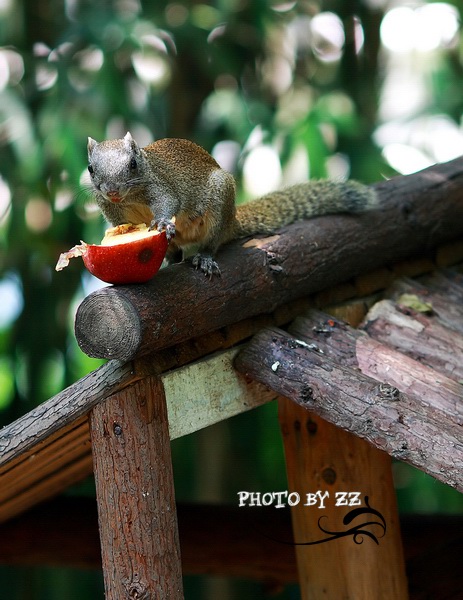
163, 348, 275, 440
0, 452, 93, 524
281, 306, 408, 598
279, 399, 408, 599
75, 158, 463, 361
90, 376, 183, 599
0, 418, 93, 523
0, 419, 91, 503
234, 326, 463, 491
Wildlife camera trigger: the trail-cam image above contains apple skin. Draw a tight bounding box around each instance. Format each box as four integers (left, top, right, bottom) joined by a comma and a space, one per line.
82, 230, 168, 284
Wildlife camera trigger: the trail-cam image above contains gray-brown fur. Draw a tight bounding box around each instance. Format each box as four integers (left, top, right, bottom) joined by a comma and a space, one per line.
87, 133, 377, 276
87, 132, 236, 276
234, 180, 377, 237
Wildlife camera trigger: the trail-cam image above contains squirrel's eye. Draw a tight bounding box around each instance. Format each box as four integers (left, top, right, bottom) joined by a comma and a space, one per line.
129, 158, 137, 170
88, 164, 94, 175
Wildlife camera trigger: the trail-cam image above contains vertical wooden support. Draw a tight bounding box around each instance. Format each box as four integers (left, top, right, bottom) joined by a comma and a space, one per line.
90, 376, 184, 600
279, 399, 409, 600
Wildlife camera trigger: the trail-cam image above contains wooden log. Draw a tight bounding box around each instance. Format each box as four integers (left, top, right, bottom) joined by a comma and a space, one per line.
0, 360, 138, 468
289, 312, 463, 424
418, 269, 463, 302
279, 400, 408, 599
75, 157, 463, 361
362, 299, 463, 382
1, 497, 462, 599
90, 376, 183, 600
386, 277, 463, 334
234, 326, 463, 491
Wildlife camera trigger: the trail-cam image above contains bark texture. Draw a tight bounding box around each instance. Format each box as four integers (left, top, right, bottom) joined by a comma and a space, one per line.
75, 157, 463, 360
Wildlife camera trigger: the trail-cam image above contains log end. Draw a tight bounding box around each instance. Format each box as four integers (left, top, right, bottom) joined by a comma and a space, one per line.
75, 287, 142, 361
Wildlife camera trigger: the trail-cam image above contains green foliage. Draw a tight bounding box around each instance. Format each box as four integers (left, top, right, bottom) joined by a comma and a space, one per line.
1, 1, 463, 598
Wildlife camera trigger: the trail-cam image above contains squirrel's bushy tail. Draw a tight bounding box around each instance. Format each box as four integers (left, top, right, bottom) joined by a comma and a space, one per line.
234, 180, 377, 237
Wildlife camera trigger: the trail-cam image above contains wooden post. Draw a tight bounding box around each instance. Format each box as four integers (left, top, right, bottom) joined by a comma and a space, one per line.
277, 305, 409, 599
279, 400, 409, 599
90, 376, 183, 600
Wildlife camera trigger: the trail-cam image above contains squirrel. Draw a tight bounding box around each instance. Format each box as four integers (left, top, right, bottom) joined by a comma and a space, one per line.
87, 132, 377, 277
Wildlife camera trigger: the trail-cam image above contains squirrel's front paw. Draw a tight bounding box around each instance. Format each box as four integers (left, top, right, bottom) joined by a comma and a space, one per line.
192, 253, 221, 278
150, 218, 176, 241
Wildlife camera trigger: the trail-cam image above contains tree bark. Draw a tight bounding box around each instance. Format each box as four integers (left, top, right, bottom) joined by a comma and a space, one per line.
75, 157, 463, 361
289, 311, 463, 424
234, 326, 463, 491
90, 376, 183, 600
362, 299, 463, 383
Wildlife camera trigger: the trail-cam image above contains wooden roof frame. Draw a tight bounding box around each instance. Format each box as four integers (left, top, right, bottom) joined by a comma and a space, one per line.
1, 157, 463, 597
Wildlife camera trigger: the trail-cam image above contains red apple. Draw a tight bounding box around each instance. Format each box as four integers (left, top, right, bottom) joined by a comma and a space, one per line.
56, 224, 168, 284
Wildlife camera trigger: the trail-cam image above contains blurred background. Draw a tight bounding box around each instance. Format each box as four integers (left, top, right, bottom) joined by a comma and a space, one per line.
0, 0, 463, 598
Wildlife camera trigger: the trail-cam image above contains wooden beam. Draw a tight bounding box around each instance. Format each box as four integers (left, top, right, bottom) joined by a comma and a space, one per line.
0, 347, 272, 525
280, 306, 408, 598
0, 360, 138, 467
289, 312, 463, 424
234, 326, 463, 491
163, 347, 275, 439
1, 497, 463, 600
279, 400, 408, 598
3, 256, 462, 525
363, 299, 463, 383
90, 376, 183, 599
75, 157, 463, 361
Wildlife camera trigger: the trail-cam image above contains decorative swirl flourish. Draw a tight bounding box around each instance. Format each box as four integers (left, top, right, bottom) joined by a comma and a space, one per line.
263, 496, 386, 547
309, 496, 386, 546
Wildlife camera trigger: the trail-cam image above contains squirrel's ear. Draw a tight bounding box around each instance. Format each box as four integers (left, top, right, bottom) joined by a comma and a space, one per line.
123, 131, 139, 153
87, 137, 97, 154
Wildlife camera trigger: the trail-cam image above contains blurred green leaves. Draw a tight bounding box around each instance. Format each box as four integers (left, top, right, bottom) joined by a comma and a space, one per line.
0, 0, 461, 565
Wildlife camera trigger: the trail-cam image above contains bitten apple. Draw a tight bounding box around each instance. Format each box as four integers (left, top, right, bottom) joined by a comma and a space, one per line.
55, 224, 168, 284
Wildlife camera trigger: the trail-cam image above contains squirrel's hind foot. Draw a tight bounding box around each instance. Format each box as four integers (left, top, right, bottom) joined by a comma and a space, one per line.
192, 253, 221, 278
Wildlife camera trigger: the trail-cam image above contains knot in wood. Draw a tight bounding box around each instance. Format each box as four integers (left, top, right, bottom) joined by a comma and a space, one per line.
306, 419, 318, 435
377, 383, 400, 401
299, 384, 315, 404
322, 467, 337, 485
123, 578, 149, 600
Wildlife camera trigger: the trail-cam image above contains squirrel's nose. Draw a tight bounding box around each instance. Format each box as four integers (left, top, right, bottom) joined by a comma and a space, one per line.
106, 190, 122, 203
